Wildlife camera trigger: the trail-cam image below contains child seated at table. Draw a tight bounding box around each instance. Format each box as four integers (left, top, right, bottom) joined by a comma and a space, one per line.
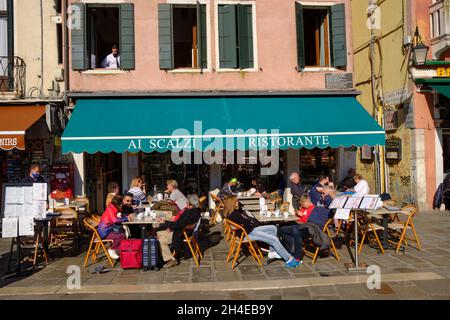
98, 195, 133, 260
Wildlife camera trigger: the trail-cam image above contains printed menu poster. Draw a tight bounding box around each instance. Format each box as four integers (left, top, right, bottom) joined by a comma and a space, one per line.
360, 196, 380, 210
19, 216, 35, 236
32, 183, 47, 201
329, 197, 348, 209
334, 209, 351, 220
5, 186, 24, 204
344, 196, 363, 209
2, 218, 18, 238
32, 201, 47, 218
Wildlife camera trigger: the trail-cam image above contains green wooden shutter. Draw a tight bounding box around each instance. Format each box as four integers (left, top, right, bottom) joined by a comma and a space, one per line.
218, 5, 237, 69
120, 3, 135, 70
158, 3, 174, 70
295, 2, 305, 72
237, 4, 254, 69
331, 4, 347, 68
71, 3, 87, 70
199, 4, 207, 69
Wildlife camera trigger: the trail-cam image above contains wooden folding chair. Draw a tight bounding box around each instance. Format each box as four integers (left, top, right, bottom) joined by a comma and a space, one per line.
222, 218, 233, 244
303, 219, 340, 264
83, 218, 115, 267
33, 230, 48, 266
210, 193, 224, 226
182, 218, 203, 267
388, 205, 421, 253
356, 212, 385, 254
224, 219, 263, 269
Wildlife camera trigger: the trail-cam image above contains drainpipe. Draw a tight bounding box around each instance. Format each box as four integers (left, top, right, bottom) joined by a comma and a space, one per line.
63, 0, 70, 109
6, 0, 13, 91
40, 0, 44, 98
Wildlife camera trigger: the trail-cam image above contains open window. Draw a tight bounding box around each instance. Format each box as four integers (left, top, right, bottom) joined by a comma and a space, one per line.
71, 3, 135, 71
296, 3, 347, 71
87, 6, 120, 69
158, 3, 207, 70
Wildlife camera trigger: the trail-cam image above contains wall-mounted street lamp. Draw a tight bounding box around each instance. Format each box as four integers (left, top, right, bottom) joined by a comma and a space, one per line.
411, 26, 429, 66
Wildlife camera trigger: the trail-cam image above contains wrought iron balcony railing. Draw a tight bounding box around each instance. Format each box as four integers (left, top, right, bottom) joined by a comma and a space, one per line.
0, 56, 26, 97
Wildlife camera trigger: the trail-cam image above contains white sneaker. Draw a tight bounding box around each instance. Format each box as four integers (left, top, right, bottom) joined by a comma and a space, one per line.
267, 250, 282, 259
108, 249, 119, 260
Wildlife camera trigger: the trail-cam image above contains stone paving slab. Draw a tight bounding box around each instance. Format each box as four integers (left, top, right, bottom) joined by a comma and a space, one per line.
0, 210, 450, 299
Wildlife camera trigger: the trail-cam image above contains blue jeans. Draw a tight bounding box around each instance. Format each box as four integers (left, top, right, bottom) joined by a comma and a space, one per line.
280, 224, 310, 260
248, 225, 291, 262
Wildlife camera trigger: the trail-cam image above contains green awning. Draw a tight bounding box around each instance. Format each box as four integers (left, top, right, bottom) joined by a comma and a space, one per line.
62, 97, 385, 154
429, 84, 450, 98
415, 78, 450, 98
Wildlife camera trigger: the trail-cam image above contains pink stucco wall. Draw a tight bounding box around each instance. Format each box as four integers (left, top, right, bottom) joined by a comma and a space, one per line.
69, 0, 354, 92
411, 0, 436, 208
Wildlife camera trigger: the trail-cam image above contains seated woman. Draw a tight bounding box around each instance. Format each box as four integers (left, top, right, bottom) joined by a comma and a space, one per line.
228, 205, 300, 268
98, 195, 132, 260
128, 177, 148, 206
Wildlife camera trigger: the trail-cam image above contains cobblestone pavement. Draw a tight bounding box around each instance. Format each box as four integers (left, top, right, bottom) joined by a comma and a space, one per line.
0, 210, 449, 300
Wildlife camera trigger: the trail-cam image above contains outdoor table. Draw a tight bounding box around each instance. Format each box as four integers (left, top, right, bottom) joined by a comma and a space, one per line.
123, 212, 172, 238
53, 201, 87, 211
366, 208, 410, 249
253, 213, 298, 223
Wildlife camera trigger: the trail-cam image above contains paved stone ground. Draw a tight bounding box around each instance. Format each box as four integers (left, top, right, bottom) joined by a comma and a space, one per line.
0, 210, 449, 299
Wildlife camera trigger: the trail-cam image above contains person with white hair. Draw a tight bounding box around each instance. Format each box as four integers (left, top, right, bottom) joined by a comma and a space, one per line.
165, 179, 188, 210
288, 172, 305, 211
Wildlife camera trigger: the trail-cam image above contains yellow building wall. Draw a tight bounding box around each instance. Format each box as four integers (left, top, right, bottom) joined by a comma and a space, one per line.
352, 0, 414, 205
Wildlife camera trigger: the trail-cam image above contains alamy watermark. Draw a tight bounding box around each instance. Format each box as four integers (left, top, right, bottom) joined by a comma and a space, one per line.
66, 265, 81, 290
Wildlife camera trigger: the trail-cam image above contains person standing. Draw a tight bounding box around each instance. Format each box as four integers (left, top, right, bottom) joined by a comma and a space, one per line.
443, 174, 450, 210
22, 164, 45, 183
100, 45, 121, 69
288, 172, 305, 211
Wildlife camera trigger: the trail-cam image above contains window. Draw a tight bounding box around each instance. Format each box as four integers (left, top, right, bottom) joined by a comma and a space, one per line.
0, 0, 7, 78
217, 4, 254, 69
296, 2, 347, 71
57, 23, 63, 64
158, 3, 207, 70
71, 3, 135, 71
55, 0, 62, 14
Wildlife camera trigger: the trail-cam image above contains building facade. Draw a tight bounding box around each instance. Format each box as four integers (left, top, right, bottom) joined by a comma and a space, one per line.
0, 0, 69, 204
352, 0, 450, 210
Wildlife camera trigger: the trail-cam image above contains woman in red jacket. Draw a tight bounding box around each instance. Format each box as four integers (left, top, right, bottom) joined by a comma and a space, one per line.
98, 195, 132, 259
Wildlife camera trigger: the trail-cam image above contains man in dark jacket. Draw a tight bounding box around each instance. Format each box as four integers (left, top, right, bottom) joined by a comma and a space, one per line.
22, 164, 45, 183
288, 172, 305, 210
161, 194, 202, 268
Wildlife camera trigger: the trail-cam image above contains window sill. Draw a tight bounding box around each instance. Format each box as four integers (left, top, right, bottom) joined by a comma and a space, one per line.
216, 68, 259, 73
167, 68, 211, 74
301, 67, 338, 72
82, 69, 127, 75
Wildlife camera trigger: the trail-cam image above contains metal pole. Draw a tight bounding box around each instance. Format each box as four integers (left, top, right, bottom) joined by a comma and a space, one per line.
354, 211, 359, 268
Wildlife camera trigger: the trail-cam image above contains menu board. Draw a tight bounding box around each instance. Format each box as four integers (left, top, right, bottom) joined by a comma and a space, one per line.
1, 183, 47, 238
359, 195, 380, 210
329, 196, 348, 209
334, 209, 351, 220
344, 196, 364, 209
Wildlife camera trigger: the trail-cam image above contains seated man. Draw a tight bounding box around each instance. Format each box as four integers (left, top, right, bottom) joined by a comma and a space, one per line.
309, 175, 331, 205
248, 178, 267, 197
158, 194, 202, 269
218, 178, 239, 217
338, 168, 356, 191
165, 180, 188, 211
281, 195, 331, 262
228, 204, 299, 268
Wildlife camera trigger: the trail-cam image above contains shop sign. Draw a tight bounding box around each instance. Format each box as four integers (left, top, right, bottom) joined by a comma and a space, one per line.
384, 110, 398, 131
437, 67, 450, 77
382, 88, 411, 106
0, 135, 25, 151
385, 138, 402, 161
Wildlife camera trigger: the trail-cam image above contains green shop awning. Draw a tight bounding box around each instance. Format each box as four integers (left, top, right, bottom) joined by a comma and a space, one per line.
62, 96, 385, 154
415, 78, 450, 98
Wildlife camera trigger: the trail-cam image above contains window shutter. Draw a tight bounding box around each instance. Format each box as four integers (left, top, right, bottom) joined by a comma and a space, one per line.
218, 5, 237, 69
158, 3, 174, 70
120, 3, 135, 70
331, 3, 347, 68
71, 3, 87, 71
199, 4, 207, 69
237, 5, 254, 69
295, 2, 305, 71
